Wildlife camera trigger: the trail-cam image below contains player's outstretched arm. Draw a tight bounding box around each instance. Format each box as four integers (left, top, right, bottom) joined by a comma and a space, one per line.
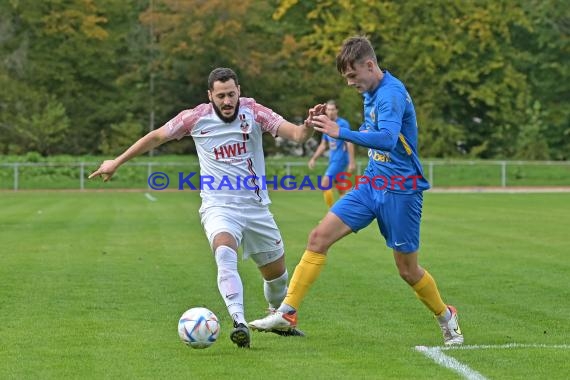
308, 139, 327, 169
276, 103, 326, 143
89, 127, 171, 182
313, 114, 399, 151
276, 120, 314, 143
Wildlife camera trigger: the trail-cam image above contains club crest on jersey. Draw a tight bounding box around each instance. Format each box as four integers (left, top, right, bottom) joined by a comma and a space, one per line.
239, 114, 251, 133
370, 109, 375, 123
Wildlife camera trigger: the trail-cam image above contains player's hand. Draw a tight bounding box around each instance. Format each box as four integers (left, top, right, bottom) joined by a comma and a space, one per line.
88, 159, 119, 182
311, 114, 340, 138
348, 162, 356, 173
308, 158, 316, 170
304, 103, 326, 128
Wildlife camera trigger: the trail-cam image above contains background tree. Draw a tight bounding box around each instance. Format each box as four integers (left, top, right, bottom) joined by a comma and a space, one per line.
0, 0, 150, 155
0, 0, 567, 159
515, 0, 569, 159
14, 97, 70, 156
138, 0, 339, 155
274, 0, 568, 159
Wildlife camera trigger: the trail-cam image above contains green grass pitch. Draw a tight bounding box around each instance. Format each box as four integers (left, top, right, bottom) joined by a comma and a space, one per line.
0, 190, 568, 379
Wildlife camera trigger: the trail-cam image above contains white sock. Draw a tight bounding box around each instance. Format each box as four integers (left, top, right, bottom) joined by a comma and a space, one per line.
278, 304, 296, 313
215, 245, 246, 325
437, 306, 452, 323
263, 270, 288, 309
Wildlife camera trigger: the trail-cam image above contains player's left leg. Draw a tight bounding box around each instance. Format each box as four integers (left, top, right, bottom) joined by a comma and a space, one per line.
252, 254, 305, 337
248, 212, 353, 332
244, 205, 305, 336
282, 185, 375, 313
242, 205, 287, 309
258, 255, 287, 309
395, 252, 463, 345
393, 251, 445, 314
249, 186, 375, 332
380, 192, 463, 345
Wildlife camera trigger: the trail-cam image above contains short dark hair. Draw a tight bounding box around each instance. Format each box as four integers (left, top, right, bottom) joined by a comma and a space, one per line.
336, 36, 378, 74
208, 67, 239, 90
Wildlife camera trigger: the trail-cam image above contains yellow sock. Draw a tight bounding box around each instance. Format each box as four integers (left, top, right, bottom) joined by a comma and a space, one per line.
283, 250, 327, 309
323, 189, 334, 208
412, 270, 447, 316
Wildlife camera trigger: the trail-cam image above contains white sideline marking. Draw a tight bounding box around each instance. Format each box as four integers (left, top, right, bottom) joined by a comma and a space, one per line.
415, 346, 487, 380
144, 192, 158, 201
415, 343, 570, 379
441, 343, 570, 351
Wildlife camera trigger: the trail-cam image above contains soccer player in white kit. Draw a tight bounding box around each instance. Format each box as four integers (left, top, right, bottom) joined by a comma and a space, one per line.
89, 67, 320, 348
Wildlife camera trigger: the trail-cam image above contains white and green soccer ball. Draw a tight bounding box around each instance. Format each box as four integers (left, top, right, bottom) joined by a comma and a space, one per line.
178, 307, 220, 349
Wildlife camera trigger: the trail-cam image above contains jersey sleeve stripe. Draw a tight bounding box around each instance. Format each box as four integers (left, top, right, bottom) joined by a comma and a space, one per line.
399, 134, 413, 155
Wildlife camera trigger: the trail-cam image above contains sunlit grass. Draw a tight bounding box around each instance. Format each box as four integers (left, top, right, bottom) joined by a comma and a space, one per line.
0, 191, 568, 379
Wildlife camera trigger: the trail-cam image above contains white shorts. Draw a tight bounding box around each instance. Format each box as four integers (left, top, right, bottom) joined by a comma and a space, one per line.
199, 203, 284, 267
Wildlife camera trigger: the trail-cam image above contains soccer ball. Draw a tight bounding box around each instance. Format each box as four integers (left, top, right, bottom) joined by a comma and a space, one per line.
178, 307, 220, 349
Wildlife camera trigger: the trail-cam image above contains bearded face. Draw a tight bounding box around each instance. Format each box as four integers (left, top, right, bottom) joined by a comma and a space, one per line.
208, 79, 240, 123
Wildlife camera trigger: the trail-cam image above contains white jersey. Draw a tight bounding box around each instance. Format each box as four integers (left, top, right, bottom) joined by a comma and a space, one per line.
164, 97, 284, 206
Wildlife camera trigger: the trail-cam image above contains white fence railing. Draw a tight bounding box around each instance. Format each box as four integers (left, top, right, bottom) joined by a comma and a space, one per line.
1, 160, 570, 190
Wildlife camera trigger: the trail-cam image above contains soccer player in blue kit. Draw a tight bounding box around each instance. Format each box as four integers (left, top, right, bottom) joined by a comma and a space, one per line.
250, 36, 463, 345
308, 100, 355, 208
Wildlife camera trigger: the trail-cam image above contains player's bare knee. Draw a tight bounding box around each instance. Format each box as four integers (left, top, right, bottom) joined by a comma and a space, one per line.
398, 269, 417, 285
396, 264, 423, 285
212, 232, 238, 252
258, 256, 286, 280
307, 226, 331, 252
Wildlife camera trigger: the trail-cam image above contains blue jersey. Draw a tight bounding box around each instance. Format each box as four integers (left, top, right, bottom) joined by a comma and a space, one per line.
360, 71, 429, 193
332, 71, 428, 252
323, 117, 350, 165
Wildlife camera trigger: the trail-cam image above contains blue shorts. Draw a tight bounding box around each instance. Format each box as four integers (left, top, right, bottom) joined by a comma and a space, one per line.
325, 162, 348, 180
330, 184, 423, 253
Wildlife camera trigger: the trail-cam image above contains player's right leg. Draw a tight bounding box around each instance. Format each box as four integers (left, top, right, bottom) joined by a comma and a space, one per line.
323, 163, 345, 208
320, 173, 334, 208
212, 235, 251, 348
200, 206, 250, 348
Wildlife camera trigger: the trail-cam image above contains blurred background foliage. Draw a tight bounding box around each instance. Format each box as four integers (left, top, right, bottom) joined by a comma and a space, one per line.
0, 0, 568, 159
